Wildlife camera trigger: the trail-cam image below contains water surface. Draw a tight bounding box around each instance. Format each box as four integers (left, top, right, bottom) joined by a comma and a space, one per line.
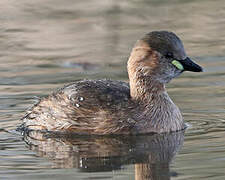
0, 0, 225, 179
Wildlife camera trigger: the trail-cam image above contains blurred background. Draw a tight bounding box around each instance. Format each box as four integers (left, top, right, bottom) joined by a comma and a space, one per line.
0, 0, 225, 179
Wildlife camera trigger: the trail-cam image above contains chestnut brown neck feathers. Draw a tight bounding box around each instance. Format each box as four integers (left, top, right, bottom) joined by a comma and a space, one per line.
127, 41, 165, 102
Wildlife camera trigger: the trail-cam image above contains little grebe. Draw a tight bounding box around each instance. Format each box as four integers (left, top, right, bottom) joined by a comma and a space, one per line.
20, 31, 203, 134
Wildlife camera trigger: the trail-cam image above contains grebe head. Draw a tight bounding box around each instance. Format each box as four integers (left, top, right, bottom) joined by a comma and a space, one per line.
128, 31, 203, 84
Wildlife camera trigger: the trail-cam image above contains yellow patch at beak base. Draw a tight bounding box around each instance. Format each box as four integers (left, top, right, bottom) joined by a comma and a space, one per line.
172, 60, 184, 71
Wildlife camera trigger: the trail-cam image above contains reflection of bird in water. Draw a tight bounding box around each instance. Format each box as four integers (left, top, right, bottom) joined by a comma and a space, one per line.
23, 130, 184, 179
20, 31, 202, 134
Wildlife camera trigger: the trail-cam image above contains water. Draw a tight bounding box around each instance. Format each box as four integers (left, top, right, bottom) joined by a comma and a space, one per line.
0, 0, 225, 179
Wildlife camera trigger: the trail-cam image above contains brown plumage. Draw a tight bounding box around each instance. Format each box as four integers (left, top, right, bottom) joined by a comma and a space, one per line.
20, 31, 203, 134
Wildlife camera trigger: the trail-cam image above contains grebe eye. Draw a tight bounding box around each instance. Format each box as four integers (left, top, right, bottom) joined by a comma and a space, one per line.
165, 52, 173, 59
